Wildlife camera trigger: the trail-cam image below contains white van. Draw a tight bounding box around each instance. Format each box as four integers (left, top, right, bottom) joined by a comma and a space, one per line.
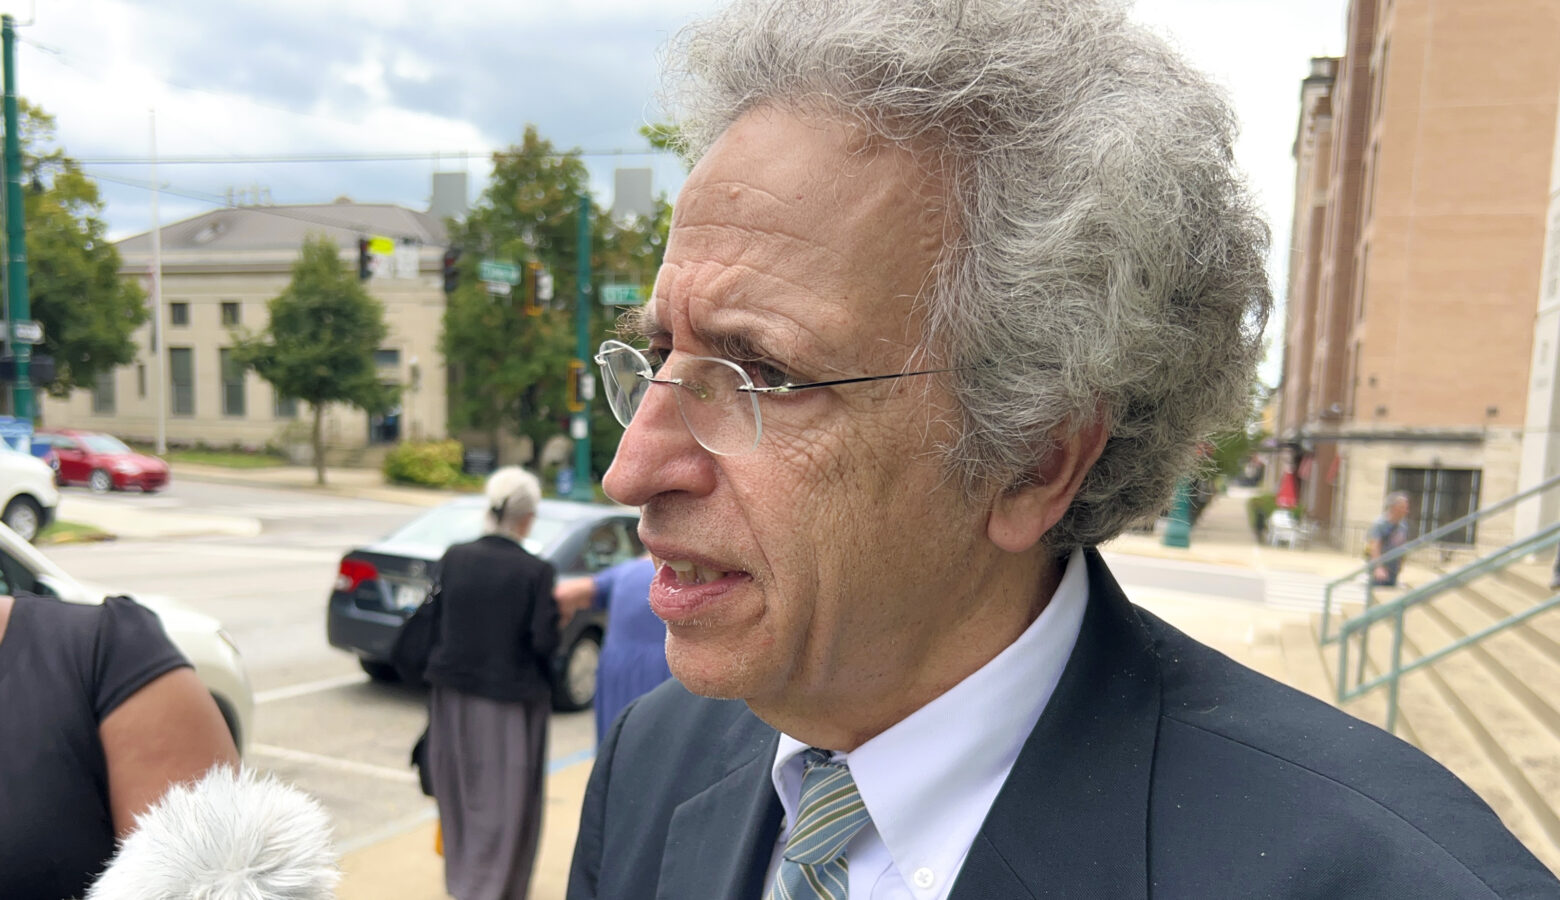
0, 444, 60, 542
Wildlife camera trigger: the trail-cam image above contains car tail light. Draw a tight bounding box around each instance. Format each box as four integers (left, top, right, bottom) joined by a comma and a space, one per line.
335, 558, 378, 593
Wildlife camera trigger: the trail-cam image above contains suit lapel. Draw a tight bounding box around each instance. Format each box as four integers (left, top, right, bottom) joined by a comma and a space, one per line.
657, 725, 783, 900
951, 550, 1161, 900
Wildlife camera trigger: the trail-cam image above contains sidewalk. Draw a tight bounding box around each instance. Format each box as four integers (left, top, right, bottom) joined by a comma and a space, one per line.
172, 462, 455, 509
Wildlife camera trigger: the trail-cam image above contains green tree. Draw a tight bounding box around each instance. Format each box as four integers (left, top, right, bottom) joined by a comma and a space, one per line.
19, 100, 148, 397
231, 235, 396, 485
441, 125, 674, 482
442, 126, 591, 465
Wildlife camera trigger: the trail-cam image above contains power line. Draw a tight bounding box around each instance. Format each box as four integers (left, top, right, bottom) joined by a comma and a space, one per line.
87, 171, 431, 242
76, 149, 675, 166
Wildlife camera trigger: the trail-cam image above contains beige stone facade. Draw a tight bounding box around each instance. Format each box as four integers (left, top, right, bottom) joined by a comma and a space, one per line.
39, 203, 450, 461
1277, 0, 1560, 552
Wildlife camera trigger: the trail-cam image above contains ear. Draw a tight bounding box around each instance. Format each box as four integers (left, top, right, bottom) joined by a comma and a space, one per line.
987, 417, 1110, 553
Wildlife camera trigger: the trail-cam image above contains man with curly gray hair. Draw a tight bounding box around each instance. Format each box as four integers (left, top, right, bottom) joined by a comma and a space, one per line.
571, 2, 1556, 897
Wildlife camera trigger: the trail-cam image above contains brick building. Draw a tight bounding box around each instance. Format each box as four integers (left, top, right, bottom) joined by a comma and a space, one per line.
1276, 0, 1560, 551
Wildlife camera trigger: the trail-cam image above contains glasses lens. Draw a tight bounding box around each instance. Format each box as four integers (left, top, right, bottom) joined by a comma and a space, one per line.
596, 343, 650, 427
670, 357, 760, 456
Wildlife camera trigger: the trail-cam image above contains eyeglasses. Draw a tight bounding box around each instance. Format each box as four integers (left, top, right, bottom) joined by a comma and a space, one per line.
594, 339, 960, 455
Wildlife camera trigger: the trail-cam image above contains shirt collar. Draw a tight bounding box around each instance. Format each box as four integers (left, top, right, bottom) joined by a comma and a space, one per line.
770, 547, 1089, 886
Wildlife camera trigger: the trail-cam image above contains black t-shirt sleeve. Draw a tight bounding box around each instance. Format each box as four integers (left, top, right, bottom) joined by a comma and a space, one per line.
91, 595, 191, 721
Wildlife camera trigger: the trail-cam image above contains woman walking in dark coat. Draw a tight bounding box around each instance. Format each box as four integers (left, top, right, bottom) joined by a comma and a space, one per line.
424, 466, 558, 900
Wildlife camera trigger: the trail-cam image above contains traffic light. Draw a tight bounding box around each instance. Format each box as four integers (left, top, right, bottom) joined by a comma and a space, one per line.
443, 247, 462, 295
567, 359, 587, 412
524, 261, 544, 316
357, 238, 372, 281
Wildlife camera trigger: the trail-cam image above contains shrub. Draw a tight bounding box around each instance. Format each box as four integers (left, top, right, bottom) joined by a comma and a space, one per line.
383, 440, 478, 489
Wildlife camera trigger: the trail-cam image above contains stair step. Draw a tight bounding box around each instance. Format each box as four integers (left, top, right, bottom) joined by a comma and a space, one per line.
1430, 589, 1560, 744
1277, 620, 1334, 703
1342, 598, 1560, 873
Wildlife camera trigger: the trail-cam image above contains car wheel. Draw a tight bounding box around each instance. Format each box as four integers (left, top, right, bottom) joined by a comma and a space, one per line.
552, 631, 601, 712
359, 658, 401, 682
2, 496, 42, 542
89, 469, 114, 493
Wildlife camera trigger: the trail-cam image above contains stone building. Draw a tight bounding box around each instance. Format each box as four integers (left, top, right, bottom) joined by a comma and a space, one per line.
40, 200, 453, 463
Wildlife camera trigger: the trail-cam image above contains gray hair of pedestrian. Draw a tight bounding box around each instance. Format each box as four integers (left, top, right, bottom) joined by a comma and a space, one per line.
660, 0, 1273, 554
484, 466, 542, 534
1384, 491, 1411, 512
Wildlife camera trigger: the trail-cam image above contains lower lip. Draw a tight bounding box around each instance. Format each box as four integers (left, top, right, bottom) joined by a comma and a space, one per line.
649, 565, 749, 622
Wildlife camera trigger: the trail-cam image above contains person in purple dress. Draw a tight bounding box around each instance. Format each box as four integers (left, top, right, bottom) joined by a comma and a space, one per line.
556, 556, 670, 743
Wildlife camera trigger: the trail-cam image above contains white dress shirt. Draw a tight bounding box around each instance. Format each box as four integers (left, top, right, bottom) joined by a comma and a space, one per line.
766, 548, 1089, 899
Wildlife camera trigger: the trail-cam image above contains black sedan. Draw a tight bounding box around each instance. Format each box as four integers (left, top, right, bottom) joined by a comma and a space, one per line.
327, 496, 643, 711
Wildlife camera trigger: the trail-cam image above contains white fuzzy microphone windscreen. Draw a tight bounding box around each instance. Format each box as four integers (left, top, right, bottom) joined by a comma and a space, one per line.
85, 766, 339, 900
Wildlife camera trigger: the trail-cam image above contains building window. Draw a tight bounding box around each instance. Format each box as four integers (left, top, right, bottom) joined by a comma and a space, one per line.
92, 368, 116, 415
374, 348, 401, 370
274, 394, 298, 419
136, 362, 147, 398
170, 302, 189, 326
1387, 467, 1483, 544
221, 301, 241, 326
220, 348, 246, 417
170, 347, 194, 415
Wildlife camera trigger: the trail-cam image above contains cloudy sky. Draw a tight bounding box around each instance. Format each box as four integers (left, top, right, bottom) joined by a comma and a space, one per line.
13, 0, 1350, 375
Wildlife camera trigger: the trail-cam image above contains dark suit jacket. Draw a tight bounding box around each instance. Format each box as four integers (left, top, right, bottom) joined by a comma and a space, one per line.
425, 533, 558, 705
567, 551, 1558, 898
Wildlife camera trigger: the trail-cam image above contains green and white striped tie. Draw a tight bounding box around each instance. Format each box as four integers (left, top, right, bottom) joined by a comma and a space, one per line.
767, 749, 872, 900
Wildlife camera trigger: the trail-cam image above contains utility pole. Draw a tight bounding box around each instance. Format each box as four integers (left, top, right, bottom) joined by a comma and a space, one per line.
2, 14, 32, 421
571, 193, 593, 500
149, 109, 166, 453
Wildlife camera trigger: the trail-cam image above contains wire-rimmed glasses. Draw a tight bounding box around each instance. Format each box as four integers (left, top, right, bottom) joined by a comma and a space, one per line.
594, 339, 961, 456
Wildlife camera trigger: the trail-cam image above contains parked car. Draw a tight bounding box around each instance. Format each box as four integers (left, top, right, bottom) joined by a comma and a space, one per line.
37, 429, 170, 493
327, 496, 642, 711
0, 443, 60, 542
0, 520, 253, 752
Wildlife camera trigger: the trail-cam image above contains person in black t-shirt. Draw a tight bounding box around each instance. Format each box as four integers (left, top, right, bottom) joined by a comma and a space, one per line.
0, 592, 239, 899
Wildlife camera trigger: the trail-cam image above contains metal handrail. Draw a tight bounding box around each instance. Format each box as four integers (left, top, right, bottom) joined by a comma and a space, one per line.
1333, 520, 1560, 732
1319, 471, 1560, 645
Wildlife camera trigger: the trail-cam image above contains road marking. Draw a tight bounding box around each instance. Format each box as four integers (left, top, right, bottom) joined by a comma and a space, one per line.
331, 750, 599, 856
336, 807, 439, 856
249, 743, 419, 784
255, 672, 370, 704
549, 748, 594, 774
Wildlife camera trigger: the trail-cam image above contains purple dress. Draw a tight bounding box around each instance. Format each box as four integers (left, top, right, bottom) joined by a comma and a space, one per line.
592, 558, 671, 743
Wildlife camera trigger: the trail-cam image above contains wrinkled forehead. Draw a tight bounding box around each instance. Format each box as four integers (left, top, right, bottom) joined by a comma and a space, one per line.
639, 107, 952, 358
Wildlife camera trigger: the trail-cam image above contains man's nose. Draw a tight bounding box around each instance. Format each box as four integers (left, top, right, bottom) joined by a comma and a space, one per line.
602, 382, 716, 506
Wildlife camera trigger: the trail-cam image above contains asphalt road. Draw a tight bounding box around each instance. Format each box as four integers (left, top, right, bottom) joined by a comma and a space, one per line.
43, 480, 596, 852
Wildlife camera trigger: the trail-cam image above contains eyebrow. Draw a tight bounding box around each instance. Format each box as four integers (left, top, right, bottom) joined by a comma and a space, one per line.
622, 303, 779, 364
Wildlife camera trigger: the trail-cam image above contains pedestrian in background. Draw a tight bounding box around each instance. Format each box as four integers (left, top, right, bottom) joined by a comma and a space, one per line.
424, 466, 558, 900
556, 555, 668, 744
1367, 491, 1412, 587
0, 591, 238, 899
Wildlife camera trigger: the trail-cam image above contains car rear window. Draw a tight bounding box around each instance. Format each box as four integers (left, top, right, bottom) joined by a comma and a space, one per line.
382, 503, 570, 557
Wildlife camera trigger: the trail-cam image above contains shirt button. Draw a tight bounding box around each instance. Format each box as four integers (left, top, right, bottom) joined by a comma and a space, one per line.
913, 867, 935, 889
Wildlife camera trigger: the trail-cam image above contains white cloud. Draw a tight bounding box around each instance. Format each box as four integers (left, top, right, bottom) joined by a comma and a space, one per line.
20, 0, 1346, 383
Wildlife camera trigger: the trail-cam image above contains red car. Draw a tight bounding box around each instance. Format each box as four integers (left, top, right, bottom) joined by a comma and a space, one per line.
37, 429, 170, 493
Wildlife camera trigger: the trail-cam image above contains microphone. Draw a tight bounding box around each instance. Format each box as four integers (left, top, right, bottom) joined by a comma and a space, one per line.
86, 766, 339, 900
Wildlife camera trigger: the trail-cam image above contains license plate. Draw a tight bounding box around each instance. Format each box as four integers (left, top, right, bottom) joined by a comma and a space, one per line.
395, 584, 425, 610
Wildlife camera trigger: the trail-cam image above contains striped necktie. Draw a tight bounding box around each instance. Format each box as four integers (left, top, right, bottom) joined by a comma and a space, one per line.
767, 748, 872, 900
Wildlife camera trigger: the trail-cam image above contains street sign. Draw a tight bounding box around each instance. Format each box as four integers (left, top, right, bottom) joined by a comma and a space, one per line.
479, 260, 522, 285
600, 283, 645, 306
10, 320, 42, 345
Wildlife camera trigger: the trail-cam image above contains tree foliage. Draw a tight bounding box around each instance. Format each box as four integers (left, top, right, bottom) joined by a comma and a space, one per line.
441, 125, 672, 479
230, 235, 396, 484
19, 100, 148, 396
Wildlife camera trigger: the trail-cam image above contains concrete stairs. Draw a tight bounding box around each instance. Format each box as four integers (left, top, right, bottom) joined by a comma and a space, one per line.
1299, 564, 1560, 875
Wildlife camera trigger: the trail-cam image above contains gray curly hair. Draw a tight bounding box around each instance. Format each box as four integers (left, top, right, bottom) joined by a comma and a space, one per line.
662, 0, 1272, 553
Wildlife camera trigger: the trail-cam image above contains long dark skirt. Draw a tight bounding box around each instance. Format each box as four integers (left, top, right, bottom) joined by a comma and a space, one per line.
427, 686, 550, 900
